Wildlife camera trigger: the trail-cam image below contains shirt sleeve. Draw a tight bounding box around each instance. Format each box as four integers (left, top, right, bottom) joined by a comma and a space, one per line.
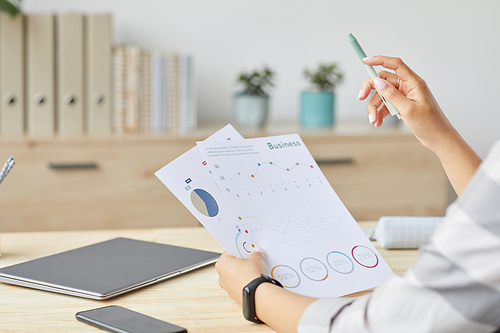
298, 139, 500, 333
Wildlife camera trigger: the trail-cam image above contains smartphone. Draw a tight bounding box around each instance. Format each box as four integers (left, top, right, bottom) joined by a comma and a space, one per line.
76, 305, 187, 333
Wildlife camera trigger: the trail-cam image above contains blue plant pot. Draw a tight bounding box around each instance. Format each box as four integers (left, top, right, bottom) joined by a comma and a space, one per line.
300, 91, 335, 127
233, 93, 269, 128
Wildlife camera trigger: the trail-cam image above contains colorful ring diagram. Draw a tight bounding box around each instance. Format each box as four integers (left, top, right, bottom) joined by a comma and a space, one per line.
351, 245, 379, 268
271, 265, 301, 288
326, 251, 354, 274
299, 257, 328, 281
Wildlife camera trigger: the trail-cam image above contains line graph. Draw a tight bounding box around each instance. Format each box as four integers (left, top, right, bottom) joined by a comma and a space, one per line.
230, 161, 315, 180
236, 201, 355, 251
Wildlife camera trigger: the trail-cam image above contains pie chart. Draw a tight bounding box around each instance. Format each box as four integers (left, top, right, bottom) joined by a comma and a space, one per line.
190, 188, 219, 217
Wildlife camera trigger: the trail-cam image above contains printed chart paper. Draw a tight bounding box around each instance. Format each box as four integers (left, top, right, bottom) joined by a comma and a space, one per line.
155, 124, 250, 258
197, 134, 393, 297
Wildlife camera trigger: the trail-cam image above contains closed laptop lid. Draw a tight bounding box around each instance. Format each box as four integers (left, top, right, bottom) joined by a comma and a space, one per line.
0, 238, 220, 300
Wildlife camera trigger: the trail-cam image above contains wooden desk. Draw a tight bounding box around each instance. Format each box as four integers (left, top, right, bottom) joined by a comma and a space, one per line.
0, 223, 419, 332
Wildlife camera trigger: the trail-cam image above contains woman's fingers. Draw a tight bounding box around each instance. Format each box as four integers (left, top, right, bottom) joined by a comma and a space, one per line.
373, 77, 414, 116
359, 71, 400, 100
363, 56, 419, 84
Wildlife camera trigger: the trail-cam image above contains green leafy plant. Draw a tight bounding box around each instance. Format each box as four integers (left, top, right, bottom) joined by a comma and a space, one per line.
304, 63, 344, 92
0, 0, 21, 16
237, 66, 275, 97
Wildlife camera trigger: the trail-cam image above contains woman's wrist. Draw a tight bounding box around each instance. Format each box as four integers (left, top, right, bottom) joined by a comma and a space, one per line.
253, 281, 317, 332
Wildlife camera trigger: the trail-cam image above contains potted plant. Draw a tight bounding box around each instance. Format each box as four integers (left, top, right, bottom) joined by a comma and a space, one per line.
0, 0, 22, 16
233, 66, 275, 128
300, 63, 344, 127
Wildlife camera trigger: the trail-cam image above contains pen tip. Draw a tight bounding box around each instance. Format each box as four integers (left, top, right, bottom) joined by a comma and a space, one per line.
348, 33, 356, 42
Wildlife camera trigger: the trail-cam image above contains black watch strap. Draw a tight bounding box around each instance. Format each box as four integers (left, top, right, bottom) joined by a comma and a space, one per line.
242, 274, 284, 323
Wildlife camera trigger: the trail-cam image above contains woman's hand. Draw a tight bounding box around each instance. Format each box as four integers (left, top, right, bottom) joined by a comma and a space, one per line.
358, 56, 481, 195
215, 249, 317, 332
215, 248, 269, 306
359, 56, 458, 153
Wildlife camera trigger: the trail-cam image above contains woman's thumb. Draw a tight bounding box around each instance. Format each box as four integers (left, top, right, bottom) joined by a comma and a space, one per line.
374, 78, 411, 113
251, 247, 265, 260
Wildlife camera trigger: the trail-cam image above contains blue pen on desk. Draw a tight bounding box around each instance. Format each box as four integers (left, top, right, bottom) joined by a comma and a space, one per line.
0, 156, 15, 184
348, 33, 401, 119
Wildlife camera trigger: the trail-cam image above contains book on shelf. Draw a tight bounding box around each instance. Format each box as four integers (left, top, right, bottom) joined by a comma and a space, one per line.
140, 50, 151, 133
113, 46, 197, 135
113, 45, 127, 134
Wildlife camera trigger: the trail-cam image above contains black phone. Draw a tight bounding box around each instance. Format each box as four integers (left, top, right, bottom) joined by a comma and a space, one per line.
76, 305, 187, 333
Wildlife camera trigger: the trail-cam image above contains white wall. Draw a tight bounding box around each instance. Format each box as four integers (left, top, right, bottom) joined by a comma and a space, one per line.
24, 0, 500, 157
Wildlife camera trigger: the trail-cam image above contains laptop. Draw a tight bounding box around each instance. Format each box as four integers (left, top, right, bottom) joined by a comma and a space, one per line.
0, 238, 220, 300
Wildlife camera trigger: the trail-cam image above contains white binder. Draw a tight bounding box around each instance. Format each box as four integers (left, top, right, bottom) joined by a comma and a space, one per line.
85, 14, 112, 134
0, 13, 24, 136
56, 13, 84, 135
26, 14, 55, 137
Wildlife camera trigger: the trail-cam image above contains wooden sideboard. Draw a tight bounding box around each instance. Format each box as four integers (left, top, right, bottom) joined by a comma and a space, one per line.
0, 122, 447, 232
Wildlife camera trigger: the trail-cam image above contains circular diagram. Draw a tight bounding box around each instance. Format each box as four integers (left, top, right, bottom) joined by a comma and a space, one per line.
190, 189, 219, 217
351, 245, 379, 268
299, 257, 328, 281
271, 265, 301, 288
326, 251, 354, 274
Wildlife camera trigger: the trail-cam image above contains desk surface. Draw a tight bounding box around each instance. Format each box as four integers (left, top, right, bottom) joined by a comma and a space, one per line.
0, 223, 419, 332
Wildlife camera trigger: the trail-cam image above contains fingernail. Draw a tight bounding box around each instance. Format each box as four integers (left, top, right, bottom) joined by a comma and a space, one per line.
254, 247, 264, 253
358, 89, 363, 100
363, 56, 373, 62
368, 113, 374, 124
374, 78, 387, 90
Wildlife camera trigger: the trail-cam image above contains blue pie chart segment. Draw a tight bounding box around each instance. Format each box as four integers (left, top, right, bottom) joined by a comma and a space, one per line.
191, 188, 219, 217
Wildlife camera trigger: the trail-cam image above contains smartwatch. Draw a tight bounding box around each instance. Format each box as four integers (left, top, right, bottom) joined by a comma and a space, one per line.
242, 274, 284, 323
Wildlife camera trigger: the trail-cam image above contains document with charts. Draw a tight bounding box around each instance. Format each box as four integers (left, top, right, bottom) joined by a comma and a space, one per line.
197, 133, 393, 298
155, 124, 250, 259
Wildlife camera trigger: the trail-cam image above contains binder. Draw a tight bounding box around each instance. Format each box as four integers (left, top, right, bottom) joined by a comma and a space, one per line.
26, 14, 55, 137
0, 13, 24, 136
56, 13, 84, 135
85, 14, 112, 135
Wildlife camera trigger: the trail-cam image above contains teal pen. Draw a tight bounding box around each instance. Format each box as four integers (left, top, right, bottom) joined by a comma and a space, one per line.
348, 33, 401, 119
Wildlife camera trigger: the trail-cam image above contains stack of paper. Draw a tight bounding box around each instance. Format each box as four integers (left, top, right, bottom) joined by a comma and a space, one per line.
155, 125, 394, 298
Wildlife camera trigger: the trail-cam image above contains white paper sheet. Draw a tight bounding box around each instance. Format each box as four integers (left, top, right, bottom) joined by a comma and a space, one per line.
197, 134, 393, 297
155, 124, 250, 258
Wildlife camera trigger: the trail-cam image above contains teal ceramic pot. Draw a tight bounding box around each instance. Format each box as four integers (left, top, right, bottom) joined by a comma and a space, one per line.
300, 91, 335, 127
233, 93, 269, 128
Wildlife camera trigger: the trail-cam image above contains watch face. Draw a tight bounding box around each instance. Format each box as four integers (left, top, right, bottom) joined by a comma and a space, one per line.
242, 283, 261, 323
242, 276, 283, 323
242, 288, 252, 320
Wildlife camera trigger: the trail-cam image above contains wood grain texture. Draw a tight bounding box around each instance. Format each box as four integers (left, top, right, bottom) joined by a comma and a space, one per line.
0, 223, 418, 332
